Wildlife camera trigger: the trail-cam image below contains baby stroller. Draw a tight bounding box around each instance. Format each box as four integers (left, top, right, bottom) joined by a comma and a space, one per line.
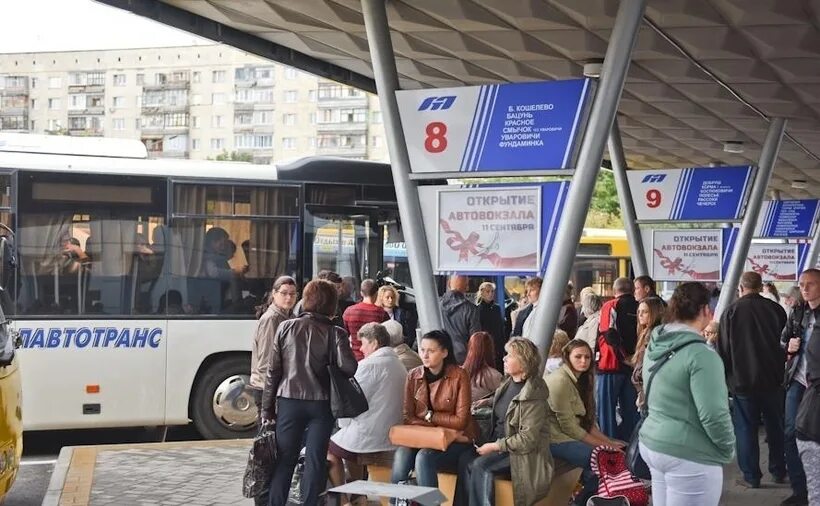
587, 446, 649, 506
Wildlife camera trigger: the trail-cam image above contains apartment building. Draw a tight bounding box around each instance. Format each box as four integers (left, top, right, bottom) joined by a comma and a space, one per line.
0, 45, 388, 163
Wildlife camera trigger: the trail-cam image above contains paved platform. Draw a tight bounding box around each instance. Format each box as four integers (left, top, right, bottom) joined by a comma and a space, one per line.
42, 437, 795, 505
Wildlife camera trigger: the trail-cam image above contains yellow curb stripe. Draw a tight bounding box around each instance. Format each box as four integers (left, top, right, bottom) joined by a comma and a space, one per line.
59, 447, 97, 506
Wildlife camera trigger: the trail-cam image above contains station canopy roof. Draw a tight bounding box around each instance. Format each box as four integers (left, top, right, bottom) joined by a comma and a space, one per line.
106, 0, 820, 198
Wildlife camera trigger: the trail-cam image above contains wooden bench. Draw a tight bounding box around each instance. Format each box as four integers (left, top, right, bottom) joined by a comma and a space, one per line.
364, 455, 581, 506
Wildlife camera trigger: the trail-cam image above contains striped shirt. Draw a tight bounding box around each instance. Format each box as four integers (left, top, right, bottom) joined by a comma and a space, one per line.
342, 302, 389, 360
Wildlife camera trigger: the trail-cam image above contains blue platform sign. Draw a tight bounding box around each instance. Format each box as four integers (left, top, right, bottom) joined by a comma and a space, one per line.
417, 182, 570, 275
626, 166, 754, 222
396, 79, 593, 175
754, 200, 820, 238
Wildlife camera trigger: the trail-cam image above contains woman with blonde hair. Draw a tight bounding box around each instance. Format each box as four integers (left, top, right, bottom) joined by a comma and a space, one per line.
475, 281, 506, 371
376, 285, 417, 347
459, 337, 554, 505
545, 329, 571, 375
631, 297, 666, 408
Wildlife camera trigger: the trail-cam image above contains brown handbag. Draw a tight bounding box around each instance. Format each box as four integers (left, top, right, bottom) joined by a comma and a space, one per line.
388, 425, 464, 452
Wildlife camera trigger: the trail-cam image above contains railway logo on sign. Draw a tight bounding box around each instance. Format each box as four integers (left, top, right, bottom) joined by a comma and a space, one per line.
641, 174, 666, 183
418, 96, 456, 111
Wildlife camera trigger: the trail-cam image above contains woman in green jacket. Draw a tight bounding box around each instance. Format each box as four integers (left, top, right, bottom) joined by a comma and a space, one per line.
458, 337, 554, 506
545, 340, 624, 506
638, 282, 735, 506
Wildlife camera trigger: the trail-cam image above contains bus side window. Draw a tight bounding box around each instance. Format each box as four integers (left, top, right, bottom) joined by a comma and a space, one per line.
170, 183, 299, 316
16, 173, 167, 316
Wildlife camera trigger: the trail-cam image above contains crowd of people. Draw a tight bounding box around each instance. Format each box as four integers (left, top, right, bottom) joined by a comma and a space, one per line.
247, 267, 820, 506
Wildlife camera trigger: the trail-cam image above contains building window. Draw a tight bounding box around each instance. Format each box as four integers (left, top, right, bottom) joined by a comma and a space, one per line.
31, 77, 38, 89
47, 119, 62, 131
113, 74, 126, 86
30, 98, 37, 109
309, 112, 317, 125
112, 118, 126, 130
30, 120, 35, 131
190, 94, 202, 106
308, 90, 317, 102
235, 113, 252, 126
112, 96, 125, 108
48, 98, 61, 109
253, 111, 271, 124
284, 67, 297, 79
255, 68, 273, 80
212, 70, 226, 83
192, 139, 200, 150
212, 115, 224, 128
284, 90, 297, 103
136, 73, 144, 86
48, 77, 62, 89
0, 116, 27, 130
210, 138, 225, 150
234, 134, 272, 149
282, 137, 296, 149
283, 113, 296, 126
192, 116, 200, 128
192, 71, 201, 83
88, 72, 104, 86
371, 136, 382, 147
135, 118, 141, 129
212, 93, 226, 105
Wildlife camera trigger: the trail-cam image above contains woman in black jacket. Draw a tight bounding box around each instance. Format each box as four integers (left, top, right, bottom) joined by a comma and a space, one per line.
795, 269, 820, 506
475, 281, 506, 372
261, 279, 358, 506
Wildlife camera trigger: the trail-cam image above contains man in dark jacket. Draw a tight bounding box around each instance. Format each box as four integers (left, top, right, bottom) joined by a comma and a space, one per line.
781, 268, 820, 505
596, 277, 639, 439
718, 271, 787, 489
439, 274, 480, 364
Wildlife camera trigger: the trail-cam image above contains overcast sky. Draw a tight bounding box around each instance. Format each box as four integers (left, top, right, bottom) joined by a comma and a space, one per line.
0, 0, 211, 53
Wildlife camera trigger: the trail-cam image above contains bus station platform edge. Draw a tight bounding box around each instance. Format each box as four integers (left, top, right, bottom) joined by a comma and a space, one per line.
41, 436, 794, 506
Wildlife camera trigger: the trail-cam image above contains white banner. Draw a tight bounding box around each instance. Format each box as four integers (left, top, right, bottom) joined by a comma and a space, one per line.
651, 229, 722, 282
744, 244, 799, 281
435, 187, 541, 273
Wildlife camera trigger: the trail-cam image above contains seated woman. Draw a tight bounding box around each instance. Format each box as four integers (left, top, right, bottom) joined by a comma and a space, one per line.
391, 330, 476, 490
546, 339, 625, 506
462, 331, 503, 404
459, 337, 554, 505
327, 323, 407, 506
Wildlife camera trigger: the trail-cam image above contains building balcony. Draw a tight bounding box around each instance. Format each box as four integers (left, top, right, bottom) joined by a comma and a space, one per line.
67, 84, 104, 94
0, 85, 28, 96
68, 106, 105, 116
317, 145, 367, 157
0, 107, 27, 117
317, 96, 368, 108
141, 103, 189, 114
316, 121, 367, 133
68, 128, 103, 137
235, 78, 275, 88
140, 125, 189, 135
147, 150, 189, 159
143, 81, 190, 91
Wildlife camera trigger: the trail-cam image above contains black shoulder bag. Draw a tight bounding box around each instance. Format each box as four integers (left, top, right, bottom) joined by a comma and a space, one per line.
326, 327, 369, 419
627, 340, 702, 480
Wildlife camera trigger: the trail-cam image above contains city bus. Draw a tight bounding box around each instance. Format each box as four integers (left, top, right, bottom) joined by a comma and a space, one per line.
0, 133, 400, 439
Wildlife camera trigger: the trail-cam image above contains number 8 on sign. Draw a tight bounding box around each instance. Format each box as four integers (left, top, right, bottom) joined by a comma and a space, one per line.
646, 189, 662, 209
425, 122, 448, 153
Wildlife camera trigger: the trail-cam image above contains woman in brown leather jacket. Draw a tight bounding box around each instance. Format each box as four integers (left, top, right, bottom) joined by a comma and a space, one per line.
261, 280, 358, 506
391, 330, 476, 491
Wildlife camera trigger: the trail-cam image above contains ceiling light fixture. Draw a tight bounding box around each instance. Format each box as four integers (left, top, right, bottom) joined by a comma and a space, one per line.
583, 60, 603, 78
723, 141, 744, 154
792, 180, 808, 190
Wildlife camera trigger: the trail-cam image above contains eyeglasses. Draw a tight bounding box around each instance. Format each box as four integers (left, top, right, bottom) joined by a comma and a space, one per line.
276, 290, 298, 297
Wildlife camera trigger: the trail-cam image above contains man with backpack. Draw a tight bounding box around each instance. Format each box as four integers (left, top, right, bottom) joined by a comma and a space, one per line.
596, 277, 640, 440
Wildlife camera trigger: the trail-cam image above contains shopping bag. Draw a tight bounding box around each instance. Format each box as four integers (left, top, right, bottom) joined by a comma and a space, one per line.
242, 421, 277, 498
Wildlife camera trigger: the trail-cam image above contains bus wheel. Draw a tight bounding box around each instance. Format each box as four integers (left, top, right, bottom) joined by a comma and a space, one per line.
192, 356, 257, 439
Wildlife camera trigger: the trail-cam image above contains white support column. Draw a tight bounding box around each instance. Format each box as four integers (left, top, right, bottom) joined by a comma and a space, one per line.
805, 224, 820, 272
715, 118, 787, 318
528, 0, 647, 363
608, 119, 648, 277
361, 0, 443, 332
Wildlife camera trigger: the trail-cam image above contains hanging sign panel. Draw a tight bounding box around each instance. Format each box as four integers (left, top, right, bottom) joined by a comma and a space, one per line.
396, 79, 593, 175
418, 183, 570, 275
627, 166, 754, 221
754, 199, 820, 238
744, 244, 799, 281
651, 229, 723, 282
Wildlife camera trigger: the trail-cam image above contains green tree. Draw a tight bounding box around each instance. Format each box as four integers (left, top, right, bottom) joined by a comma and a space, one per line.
208, 150, 253, 162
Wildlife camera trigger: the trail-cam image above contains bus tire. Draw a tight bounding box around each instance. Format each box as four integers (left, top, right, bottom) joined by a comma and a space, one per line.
191, 356, 257, 440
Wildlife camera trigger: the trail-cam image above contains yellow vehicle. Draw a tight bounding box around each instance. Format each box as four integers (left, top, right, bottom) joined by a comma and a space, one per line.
0, 229, 21, 499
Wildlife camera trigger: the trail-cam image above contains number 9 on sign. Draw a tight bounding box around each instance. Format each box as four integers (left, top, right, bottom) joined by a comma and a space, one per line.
646, 189, 662, 208
424, 122, 448, 153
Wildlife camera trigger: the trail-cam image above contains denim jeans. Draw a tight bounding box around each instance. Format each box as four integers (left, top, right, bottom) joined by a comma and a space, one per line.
596, 372, 640, 440
786, 381, 807, 496
457, 450, 510, 506
267, 398, 334, 506
731, 391, 786, 485
391, 442, 473, 489
640, 442, 723, 506
550, 441, 598, 505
